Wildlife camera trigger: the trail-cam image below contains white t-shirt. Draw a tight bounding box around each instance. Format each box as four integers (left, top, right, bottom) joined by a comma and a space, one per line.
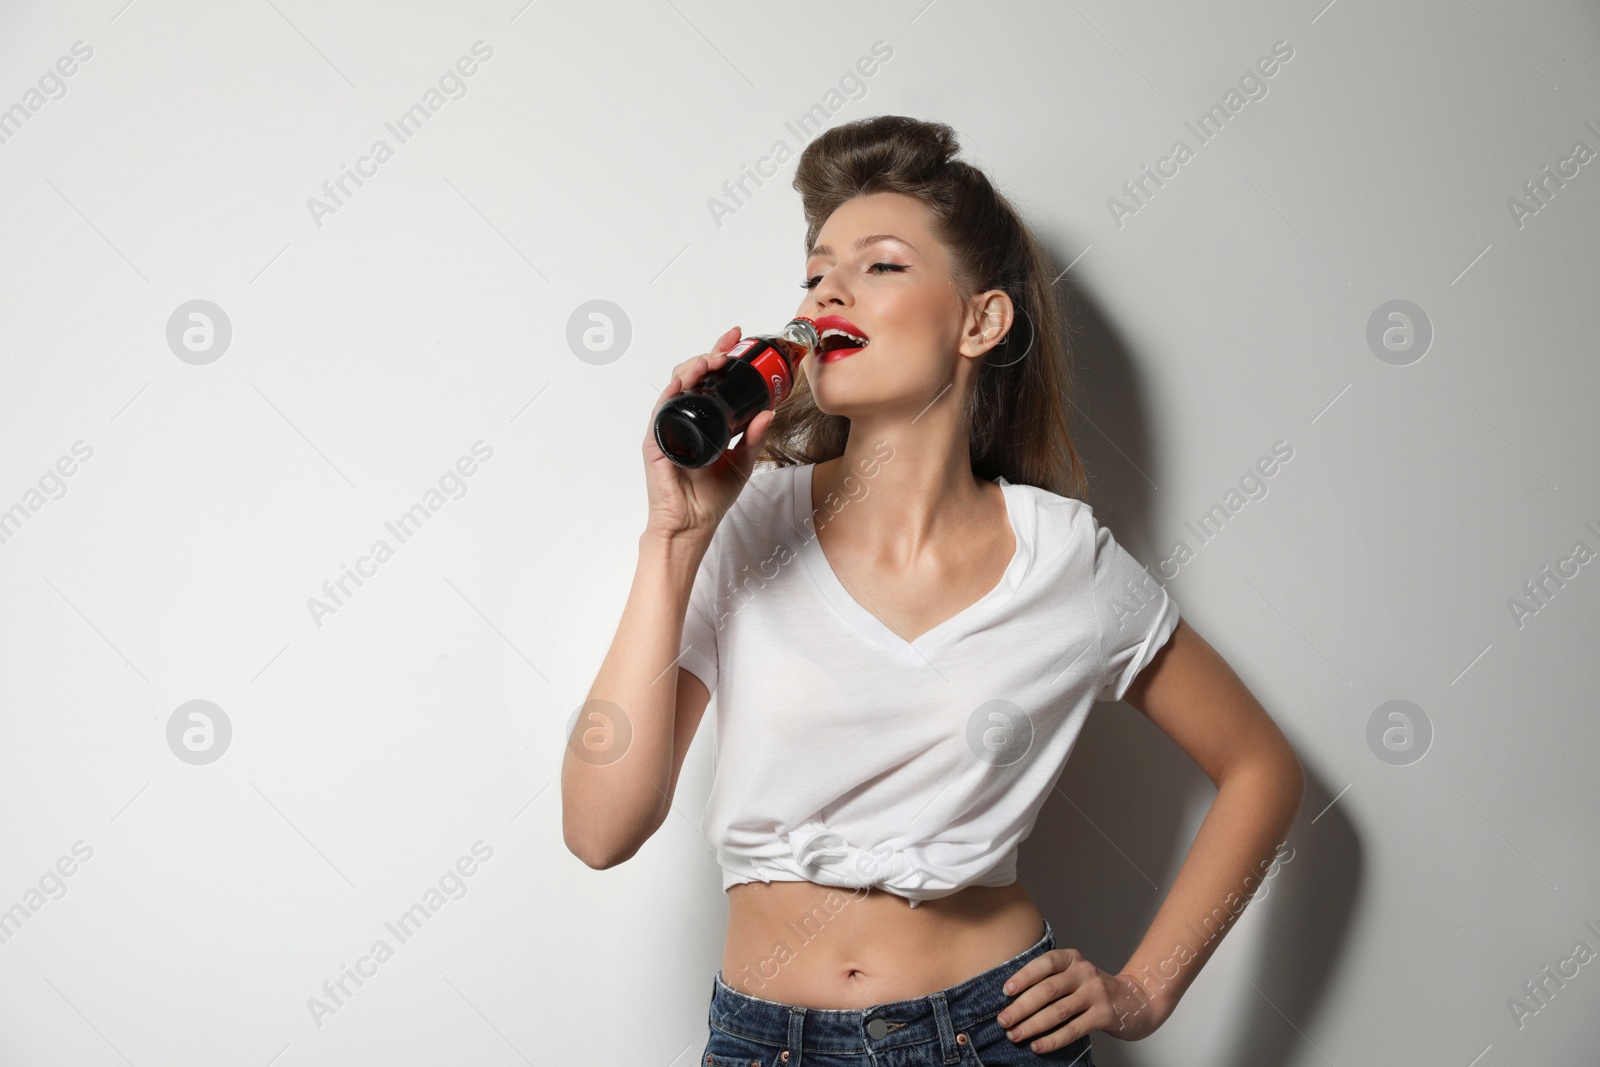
678, 460, 1179, 907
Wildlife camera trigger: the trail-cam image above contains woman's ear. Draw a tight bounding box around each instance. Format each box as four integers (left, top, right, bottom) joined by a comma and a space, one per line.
960, 290, 1015, 357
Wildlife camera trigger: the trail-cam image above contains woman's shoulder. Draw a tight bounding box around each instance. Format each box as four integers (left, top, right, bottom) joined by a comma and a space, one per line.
1003, 476, 1099, 531
714, 461, 803, 539
747, 460, 803, 484
740, 460, 802, 504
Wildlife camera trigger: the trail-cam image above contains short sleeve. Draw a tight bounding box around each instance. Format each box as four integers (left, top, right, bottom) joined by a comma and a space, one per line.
677, 529, 724, 694
1091, 517, 1179, 702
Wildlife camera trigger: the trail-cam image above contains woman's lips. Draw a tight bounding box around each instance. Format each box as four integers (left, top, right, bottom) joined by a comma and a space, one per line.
811, 315, 869, 363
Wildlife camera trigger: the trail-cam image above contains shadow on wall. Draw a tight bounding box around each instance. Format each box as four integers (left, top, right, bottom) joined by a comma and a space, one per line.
1020, 274, 1361, 1066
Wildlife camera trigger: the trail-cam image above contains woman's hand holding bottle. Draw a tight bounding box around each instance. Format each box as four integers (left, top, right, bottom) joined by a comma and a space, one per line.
642, 326, 777, 544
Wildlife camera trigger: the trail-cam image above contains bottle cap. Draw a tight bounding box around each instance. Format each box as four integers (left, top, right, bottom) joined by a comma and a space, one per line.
788, 317, 821, 350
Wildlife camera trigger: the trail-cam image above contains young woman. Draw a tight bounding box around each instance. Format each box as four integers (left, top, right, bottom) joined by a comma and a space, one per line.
564, 115, 1304, 1066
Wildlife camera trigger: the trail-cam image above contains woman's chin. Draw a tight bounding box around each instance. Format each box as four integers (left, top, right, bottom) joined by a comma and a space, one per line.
811, 378, 935, 419
807, 388, 863, 418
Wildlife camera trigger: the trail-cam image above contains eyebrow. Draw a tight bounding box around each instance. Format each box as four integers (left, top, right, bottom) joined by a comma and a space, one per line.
807, 234, 912, 260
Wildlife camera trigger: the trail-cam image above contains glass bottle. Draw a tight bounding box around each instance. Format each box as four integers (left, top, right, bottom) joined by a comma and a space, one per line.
653, 317, 820, 468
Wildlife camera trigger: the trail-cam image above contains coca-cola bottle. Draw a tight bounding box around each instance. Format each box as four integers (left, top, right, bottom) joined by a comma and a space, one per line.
653, 317, 822, 468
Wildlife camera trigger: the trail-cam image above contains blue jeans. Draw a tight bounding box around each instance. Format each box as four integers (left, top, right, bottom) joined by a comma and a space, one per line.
703, 918, 1095, 1066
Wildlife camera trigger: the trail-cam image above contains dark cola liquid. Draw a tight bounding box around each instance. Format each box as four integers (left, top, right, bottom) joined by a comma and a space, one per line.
653, 318, 819, 468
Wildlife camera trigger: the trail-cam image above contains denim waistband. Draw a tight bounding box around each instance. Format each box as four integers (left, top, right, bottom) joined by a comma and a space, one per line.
709, 918, 1054, 1058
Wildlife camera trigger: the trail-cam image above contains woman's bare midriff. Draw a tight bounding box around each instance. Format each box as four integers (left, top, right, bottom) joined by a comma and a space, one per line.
720, 879, 1046, 1009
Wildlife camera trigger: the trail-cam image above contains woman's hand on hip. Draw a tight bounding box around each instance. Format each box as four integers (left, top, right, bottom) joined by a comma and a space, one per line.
996, 947, 1168, 1049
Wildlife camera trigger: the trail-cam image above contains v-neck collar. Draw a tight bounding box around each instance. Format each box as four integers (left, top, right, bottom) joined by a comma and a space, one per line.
792, 462, 1033, 663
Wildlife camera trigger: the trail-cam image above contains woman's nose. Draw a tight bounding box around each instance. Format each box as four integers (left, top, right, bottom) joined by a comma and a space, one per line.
812, 286, 848, 307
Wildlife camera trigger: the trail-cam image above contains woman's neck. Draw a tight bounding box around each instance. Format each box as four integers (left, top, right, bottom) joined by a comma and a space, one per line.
810, 448, 999, 563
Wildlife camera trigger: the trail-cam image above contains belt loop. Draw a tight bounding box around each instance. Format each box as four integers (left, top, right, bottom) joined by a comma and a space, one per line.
929, 991, 960, 1064
786, 1006, 806, 1066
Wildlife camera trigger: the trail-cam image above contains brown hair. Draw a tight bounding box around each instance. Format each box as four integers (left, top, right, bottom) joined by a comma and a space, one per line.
757, 114, 1089, 501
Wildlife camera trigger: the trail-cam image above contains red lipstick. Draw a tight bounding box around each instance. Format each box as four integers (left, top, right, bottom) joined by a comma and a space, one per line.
811, 315, 870, 363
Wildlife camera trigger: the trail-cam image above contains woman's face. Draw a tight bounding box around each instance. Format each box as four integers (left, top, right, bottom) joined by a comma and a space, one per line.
794, 191, 996, 420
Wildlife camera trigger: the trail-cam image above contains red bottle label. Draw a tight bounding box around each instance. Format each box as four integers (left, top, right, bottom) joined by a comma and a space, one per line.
750, 347, 792, 404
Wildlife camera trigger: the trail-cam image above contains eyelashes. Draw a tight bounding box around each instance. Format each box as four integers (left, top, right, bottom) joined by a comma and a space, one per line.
800, 262, 908, 290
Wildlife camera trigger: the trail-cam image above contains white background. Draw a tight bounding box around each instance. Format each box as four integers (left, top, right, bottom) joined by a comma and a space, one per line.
1, 1, 1596, 1064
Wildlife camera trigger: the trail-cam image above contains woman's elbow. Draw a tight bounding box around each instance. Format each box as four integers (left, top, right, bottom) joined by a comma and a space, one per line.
1268, 740, 1307, 819
1230, 738, 1306, 817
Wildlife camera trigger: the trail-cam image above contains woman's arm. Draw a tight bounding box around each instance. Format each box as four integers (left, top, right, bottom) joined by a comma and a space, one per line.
1112, 616, 1305, 1028
561, 531, 713, 869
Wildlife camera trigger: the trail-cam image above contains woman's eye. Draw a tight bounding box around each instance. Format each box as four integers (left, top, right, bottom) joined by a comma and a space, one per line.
799, 263, 907, 290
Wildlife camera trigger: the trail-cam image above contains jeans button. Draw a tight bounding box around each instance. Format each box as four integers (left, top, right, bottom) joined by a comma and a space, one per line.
866, 1018, 889, 1039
